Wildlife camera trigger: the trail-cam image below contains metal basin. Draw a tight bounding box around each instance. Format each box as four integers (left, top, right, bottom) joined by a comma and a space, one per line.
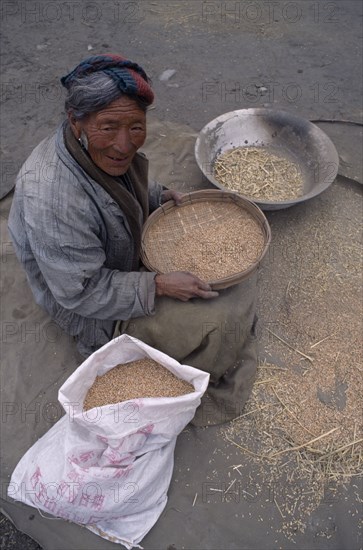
195, 108, 339, 210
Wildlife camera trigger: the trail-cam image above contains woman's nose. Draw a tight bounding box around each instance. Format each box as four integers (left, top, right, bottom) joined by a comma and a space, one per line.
113, 129, 133, 154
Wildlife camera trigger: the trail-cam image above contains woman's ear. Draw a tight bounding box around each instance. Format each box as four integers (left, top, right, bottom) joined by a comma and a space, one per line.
67, 112, 82, 140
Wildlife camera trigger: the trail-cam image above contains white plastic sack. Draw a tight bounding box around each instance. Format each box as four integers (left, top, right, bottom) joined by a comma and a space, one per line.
8, 334, 210, 548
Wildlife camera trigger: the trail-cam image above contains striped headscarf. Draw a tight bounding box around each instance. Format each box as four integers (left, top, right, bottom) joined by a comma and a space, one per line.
60, 54, 154, 105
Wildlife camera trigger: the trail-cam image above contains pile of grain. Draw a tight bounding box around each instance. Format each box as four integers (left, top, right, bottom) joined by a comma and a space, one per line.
219, 185, 362, 539
214, 146, 304, 201
83, 358, 194, 410
143, 200, 265, 281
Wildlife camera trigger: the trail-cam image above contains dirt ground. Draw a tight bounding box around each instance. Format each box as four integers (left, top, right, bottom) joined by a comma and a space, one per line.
1, 1, 362, 549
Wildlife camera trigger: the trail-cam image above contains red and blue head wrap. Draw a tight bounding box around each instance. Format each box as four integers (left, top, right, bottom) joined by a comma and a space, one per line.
60, 53, 154, 105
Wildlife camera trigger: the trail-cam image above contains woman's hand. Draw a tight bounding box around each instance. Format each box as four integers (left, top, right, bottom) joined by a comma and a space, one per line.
155, 272, 219, 301
160, 189, 184, 205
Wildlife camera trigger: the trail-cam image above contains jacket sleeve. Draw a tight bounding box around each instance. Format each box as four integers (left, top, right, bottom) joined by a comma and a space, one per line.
20, 183, 158, 321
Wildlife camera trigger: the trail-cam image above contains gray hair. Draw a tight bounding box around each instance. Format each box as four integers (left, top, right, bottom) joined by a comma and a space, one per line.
64, 72, 148, 120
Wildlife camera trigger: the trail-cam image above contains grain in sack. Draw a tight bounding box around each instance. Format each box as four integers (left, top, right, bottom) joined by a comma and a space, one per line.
8, 334, 210, 548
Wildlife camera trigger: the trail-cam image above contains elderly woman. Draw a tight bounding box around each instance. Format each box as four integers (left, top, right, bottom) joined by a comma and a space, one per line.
8, 55, 217, 354
8, 54, 258, 426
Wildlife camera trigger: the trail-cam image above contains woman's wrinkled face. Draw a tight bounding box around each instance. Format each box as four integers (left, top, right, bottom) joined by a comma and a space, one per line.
69, 96, 146, 176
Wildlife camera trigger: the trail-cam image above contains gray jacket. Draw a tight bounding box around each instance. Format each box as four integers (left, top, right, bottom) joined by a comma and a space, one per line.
8, 124, 163, 356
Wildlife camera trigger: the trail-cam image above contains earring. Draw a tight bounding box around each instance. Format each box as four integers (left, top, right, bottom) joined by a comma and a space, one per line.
78, 131, 88, 150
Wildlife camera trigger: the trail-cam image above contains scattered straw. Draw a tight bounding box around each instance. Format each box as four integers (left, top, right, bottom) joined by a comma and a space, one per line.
254, 377, 278, 385
274, 498, 286, 519
269, 428, 340, 458
310, 334, 334, 348
317, 438, 363, 461
267, 328, 314, 363
225, 479, 236, 492
220, 350, 362, 540
225, 434, 268, 459
267, 329, 314, 363
271, 387, 316, 437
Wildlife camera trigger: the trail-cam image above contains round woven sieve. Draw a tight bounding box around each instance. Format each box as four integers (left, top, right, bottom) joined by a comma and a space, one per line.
141, 189, 271, 290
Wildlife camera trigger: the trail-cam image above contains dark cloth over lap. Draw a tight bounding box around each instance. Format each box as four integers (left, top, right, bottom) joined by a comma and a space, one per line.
116, 273, 258, 427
